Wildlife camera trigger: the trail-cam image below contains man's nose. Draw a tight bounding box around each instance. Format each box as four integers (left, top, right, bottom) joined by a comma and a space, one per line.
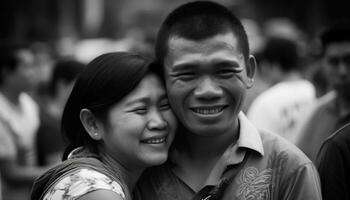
338, 61, 349, 76
194, 76, 223, 100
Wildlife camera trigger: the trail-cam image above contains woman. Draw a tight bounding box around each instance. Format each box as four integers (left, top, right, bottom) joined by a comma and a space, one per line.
31, 52, 177, 200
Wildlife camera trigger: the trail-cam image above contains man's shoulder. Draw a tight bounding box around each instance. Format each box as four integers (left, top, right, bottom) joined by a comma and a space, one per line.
259, 130, 313, 167
135, 163, 184, 200
324, 123, 350, 149
138, 163, 173, 183
310, 91, 336, 114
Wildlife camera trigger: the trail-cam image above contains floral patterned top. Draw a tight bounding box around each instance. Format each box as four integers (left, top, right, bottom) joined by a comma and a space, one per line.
42, 168, 126, 200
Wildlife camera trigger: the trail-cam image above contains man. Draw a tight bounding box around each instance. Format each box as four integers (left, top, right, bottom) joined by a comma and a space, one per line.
0, 42, 46, 200
295, 22, 350, 163
316, 122, 350, 199
36, 59, 85, 166
247, 37, 316, 143
135, 1, 321, 199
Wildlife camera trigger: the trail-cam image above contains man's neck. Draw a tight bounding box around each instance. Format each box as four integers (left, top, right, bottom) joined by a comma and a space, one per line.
172, 119, 240, 192
185, 127, 238, 160
274, 71, 302, 84
337, 93, 350, 117
0, 86, 21, 105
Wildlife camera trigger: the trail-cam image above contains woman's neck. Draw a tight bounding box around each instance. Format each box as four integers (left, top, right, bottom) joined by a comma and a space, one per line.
98, 148, 143, 193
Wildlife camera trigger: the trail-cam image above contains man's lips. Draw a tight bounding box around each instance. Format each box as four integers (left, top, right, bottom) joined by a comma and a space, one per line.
190, 105, 227, 115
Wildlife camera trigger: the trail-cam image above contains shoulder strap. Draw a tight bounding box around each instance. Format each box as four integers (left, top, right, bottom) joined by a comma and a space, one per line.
31, 156, 123, 200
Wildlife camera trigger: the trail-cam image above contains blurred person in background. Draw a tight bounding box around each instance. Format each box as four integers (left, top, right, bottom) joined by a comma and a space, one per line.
242, 17, 308, 114
30, 42, 56, 94
0, 42, 46, 200
316, 122, 350, 199
295, 21, 350, 162
35, 59, 85, 166
247, 37, 316, 143
306, 62, 331, 98
241, 19, 270, 113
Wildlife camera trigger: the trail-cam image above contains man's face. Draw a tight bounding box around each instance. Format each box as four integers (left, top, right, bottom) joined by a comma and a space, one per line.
163, 32, 254, 137
7, 49, 38, 92
323, 42, 350, 97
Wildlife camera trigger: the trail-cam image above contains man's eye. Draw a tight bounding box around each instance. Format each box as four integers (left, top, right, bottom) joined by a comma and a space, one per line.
160, 103, 170, 110
217, 69, 239, 78
177, 72, 196, 81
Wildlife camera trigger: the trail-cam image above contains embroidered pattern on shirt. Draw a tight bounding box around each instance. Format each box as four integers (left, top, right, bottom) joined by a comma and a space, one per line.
236, 167, 272, 200
267, 151, 288, 191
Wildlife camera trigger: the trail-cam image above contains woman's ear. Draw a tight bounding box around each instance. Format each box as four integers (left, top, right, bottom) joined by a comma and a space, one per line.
245, 55, 257, 88
80, 108, 102, 141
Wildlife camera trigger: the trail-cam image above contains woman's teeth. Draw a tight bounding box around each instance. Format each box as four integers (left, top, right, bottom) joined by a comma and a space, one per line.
142, 137, 166, 144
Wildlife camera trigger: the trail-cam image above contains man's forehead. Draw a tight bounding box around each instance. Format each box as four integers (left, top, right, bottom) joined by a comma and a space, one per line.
17, 49, 35, 64
163, 36, 245, 70
325, 42, 350, 55
167, 33, 241, 55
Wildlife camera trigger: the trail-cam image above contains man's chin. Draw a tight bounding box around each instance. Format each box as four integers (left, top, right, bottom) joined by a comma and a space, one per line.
186, 125, 229, 137
337, 86, 350, 101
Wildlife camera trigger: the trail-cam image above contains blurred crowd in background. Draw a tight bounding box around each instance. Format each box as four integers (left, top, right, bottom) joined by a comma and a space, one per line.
0, 0, 349, 199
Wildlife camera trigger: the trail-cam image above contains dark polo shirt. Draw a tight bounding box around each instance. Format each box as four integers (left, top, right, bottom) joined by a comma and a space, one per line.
134, 113, 322, 200
317, 122, 350, 200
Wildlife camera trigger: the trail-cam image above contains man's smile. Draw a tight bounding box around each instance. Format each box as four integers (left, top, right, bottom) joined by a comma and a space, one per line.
190, 105, 226, 115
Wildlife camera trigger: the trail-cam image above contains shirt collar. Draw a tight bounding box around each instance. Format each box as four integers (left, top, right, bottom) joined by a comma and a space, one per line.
236, 112, 264, 156
204, 112, 264, 186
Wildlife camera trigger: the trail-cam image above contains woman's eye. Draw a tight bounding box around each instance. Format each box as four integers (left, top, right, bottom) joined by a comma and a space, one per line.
133, 108, 147, 114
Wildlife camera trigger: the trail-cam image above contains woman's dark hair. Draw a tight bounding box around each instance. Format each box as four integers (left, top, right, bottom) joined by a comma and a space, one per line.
61, 52, 156, 160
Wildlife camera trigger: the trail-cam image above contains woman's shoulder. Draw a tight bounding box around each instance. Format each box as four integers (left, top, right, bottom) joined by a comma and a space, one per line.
42, 167, 126, 200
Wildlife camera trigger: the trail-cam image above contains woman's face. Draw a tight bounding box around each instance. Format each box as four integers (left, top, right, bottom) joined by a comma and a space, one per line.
101, 73, 177, 169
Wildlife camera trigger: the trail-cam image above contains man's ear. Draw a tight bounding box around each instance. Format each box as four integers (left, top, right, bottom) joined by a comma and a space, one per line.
245, 55, 257, 88
80, 108, 103, 141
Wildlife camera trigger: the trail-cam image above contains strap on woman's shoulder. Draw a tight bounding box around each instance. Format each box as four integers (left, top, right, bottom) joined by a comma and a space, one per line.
31, 156, 103, 200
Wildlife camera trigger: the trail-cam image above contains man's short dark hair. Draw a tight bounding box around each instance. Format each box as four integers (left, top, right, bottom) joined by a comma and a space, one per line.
155, 1, 250, 64
0, 42, 28, 85
320, 21, 350, 52
260, 37, 300, 72
48, 59, 85, 97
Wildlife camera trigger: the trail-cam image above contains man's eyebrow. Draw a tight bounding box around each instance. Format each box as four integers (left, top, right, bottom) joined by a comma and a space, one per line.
213, 60, 240, 68
159, 93, 169, 101
171, 63, 197, 71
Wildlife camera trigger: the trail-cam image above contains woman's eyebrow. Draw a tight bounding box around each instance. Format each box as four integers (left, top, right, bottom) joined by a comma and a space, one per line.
125, 93, 168, 107
124, 97, 149, 107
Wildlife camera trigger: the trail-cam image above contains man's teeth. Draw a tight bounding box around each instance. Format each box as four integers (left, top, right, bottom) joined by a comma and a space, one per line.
143, 137, 166, 144
193, 107, 224, 115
